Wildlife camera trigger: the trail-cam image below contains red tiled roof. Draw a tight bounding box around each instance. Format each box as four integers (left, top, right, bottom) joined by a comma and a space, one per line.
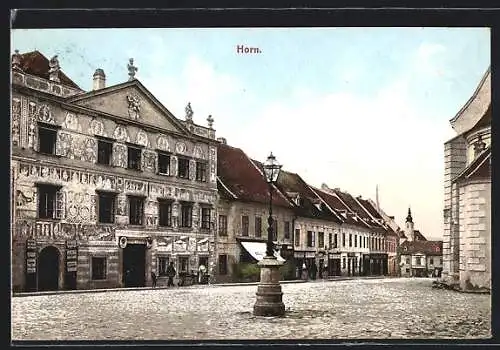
357, 198, 383, 220
16, 51, 81, 90
270, 169, 342, 223
313, 188, 361, 226
413, 230, 427, 241
400, 240, 442, 256
216, 143, 293, 208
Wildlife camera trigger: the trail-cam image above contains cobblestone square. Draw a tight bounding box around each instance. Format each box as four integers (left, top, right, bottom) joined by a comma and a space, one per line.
11, 278, 491, 341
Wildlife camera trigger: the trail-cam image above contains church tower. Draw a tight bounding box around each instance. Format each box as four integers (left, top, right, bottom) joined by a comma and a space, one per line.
405, 207, 414, 241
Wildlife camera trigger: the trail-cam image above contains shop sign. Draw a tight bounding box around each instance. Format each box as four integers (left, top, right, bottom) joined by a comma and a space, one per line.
26, 239, 36, 274
329, 253, 341, 259
66, 240, 78, 273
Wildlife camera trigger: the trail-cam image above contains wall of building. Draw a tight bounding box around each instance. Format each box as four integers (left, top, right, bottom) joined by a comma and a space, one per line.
442, 136, 467, 283
458, 180, 491, 290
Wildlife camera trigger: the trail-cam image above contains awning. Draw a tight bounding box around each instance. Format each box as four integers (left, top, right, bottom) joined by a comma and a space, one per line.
240, 241, 285, 262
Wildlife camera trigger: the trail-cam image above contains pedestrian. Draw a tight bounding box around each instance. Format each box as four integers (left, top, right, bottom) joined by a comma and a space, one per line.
301, 262, 308, 280
198, 264, 207, 284
151, 271, 157, 288
310, 262, 318, 280
166, 261, 176, 287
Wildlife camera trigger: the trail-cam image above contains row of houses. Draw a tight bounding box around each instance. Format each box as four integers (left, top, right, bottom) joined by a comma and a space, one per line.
10, 50, 441, 292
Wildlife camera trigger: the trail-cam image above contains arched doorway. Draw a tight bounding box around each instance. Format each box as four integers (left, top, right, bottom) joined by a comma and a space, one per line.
38, 246, 60, 291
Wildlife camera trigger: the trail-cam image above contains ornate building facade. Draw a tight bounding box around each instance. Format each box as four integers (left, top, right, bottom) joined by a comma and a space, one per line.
442, 67, 491, 291
11, 51, 218, 291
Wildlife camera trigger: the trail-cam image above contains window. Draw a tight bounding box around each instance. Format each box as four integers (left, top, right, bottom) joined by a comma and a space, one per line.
440, 258, 443, 265
128, 196, 144, 225
98, 192, 115, 223
97, 139, 113, 165
37, 184, 63, 219
406, 257, 410, 264
334, 234, 338, 248
201, 207, 211, 230
255, 216, 262, 238
284, 221, 290, 240
430, 258, 434, 265
91, 257, 106, 280
354, 234, 357, 248
241, 215, 249, 236
295, 229, 300, 246
158, 199, 173, 227
349, 234, 352, 247
127, 146, 142, 170
196, 161, 207, 182
272, 219, 278, 241
158, 152, 171, 175
180, 202, 193, 228
178, 256, 189, 273
416, 257, 422, 266
178, 158, 190, 179
328, 233, 332, 249
342, 257, 346, 269
218, 215, 227, 236
158, 257, 169, 276
360, 235, 362, 248
307, 231, 315, 247
219, 254, 228, 275
38, 124, 58, 155
342, 233, 346, 247
318, 232, 324, 248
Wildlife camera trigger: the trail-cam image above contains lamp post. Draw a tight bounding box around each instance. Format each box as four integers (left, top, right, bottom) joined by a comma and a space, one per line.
253, 152, 286, 317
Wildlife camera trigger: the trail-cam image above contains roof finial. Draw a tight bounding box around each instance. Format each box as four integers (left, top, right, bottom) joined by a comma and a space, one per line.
127, 58, 138, 81
12, 50, 22, 71
207, 114, 214, 129
185, 102, 193, 122
48, 55, 61, 82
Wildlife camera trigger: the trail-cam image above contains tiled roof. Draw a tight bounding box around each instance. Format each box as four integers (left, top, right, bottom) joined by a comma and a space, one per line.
216, 143, 293, 208
271, 169, 342, 223
313, 188, 362, 227
400, 240, 442, 256
357, 198, 383, 220
16, 51, 81, 90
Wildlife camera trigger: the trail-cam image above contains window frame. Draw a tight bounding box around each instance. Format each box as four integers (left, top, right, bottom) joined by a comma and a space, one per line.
201, 207, 211, 230
195, 161, 207, 182
97, 138, 113, 166
97, 191, 116, 224
180, 202, 193, 228
284, 221, 290, 240
295, 228, 300, 247
218, 214, 228, 236
128, 195, 145, 226
157, 151, 171, 176
255, 216, 262, 238
158, 199, 173, 227
127, 145, 142, 171
241, 215, 249, 236
37, 123, 59, 155
177, 157, 190, 179
37, 184, 63, 220
318, 232, 324, 248
158, 256, 170, 276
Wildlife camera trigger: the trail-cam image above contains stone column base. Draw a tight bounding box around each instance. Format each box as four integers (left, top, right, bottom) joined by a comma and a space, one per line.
253, 256, 285, 317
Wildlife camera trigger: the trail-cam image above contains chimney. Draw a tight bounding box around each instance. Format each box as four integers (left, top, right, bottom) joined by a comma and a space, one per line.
93, 69, 106, 90
217, 137, 227, 145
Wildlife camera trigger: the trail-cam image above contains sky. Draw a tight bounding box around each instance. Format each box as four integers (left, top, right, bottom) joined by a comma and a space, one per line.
11, 28, 490, 239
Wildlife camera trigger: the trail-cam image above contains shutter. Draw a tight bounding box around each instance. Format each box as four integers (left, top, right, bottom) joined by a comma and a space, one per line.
55, 190, 65, 219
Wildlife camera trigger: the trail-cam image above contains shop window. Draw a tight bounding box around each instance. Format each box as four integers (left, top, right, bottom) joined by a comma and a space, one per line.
180, 202, 193, 228
37, 184, 64, 219
218, 254, 228, 275
38, 124, 58, 155
158, 199, 173, 227
91, 257, 106, 280
241, 215, 249, 236
97, 139, 113, 165
201, 207, 211, 230
218, 215, 227, 236
196, 161, 207, 182
255, 216, 262, 238
98, 191, 116, 224
158, 256, 169, 276
128, 196, 144, 225
178, 157, 190, 179
158, 152, 171, 175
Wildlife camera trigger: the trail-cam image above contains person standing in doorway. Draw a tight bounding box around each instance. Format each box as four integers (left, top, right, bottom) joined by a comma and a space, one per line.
151, 271, 157, 288
166, 261, 176, 287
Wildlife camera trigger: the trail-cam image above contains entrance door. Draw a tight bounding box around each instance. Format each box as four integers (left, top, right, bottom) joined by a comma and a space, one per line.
38, 246, 60, 291
122, 243, 146, 287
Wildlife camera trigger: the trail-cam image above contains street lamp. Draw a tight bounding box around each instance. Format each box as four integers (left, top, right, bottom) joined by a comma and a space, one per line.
253, 152, 286, 317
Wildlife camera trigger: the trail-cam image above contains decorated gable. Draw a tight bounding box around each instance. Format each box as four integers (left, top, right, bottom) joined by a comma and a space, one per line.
69, 82, 187, 135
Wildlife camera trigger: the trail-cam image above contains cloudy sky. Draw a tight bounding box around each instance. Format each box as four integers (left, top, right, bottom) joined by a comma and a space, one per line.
11, 28, 490, 239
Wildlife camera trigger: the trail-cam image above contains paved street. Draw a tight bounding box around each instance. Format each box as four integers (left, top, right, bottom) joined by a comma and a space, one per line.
11, 278, 490, 341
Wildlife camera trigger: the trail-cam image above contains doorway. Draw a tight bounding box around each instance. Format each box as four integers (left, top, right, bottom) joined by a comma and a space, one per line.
38, 246, 60, 291
122, 243, 146, 287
